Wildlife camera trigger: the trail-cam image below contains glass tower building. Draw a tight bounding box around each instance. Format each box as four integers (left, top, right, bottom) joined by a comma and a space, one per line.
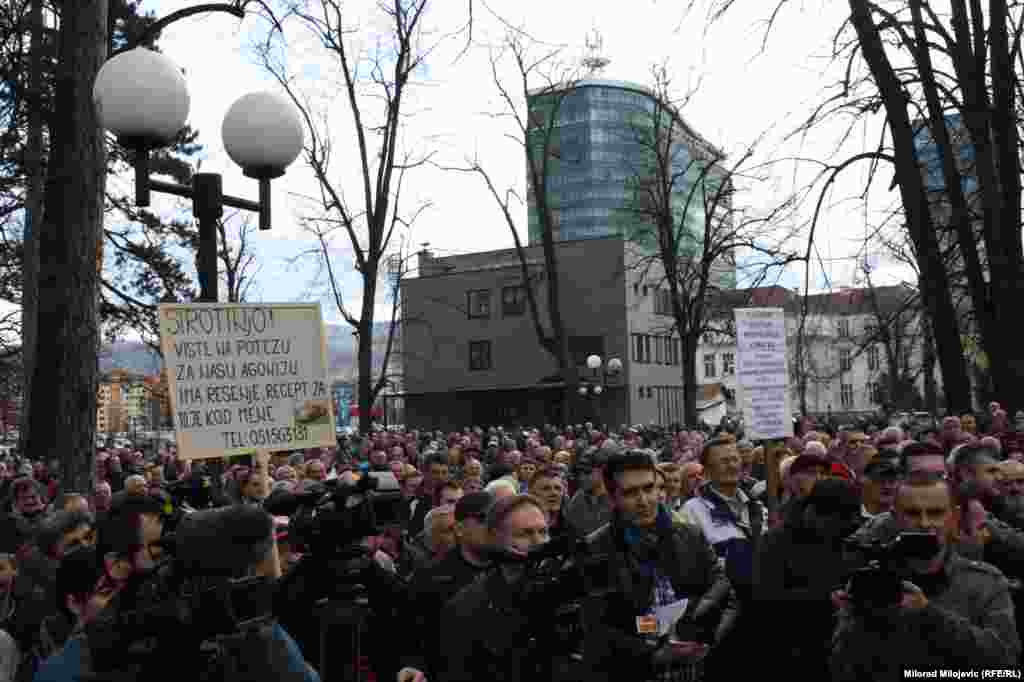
526, 78, 735, 288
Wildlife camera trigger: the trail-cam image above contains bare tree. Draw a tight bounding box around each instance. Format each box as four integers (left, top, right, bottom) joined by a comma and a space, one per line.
253, 0, 460, 432
217, 212, 261, 303
437, 27, 579, 425
619, 66, 801, 427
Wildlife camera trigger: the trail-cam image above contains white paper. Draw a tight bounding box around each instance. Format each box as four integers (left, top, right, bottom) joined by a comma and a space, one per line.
654, 598, 689, 637
734, 308, 793, 440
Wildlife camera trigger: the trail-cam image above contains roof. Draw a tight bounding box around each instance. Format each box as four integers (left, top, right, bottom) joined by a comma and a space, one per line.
710, 285, 917, 318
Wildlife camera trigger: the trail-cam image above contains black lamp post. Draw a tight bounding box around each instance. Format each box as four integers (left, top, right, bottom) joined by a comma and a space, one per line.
578, 354, 622, 429
93, 47, 304, 302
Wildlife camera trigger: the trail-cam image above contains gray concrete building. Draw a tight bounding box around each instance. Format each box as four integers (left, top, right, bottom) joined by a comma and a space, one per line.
399, 235, 688, 430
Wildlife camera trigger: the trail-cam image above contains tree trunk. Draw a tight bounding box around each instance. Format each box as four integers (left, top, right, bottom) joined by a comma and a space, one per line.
681, 333, 699, 428
921, 314, 938, 414
982, 0, 1024, 414
25, 0, 107, 494
357, 266, 378, 434
19, 0, 45, 456
849, 0, 972, 412
539, 217, 571, 427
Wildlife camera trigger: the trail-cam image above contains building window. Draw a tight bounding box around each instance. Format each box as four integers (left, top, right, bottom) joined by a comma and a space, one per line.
864, 323, 877, 340
638, 385, 645, 399
654, 289, 672, 315
704, 353, 716, 378
838, 318, 851, 338
633, 334, 643, 363
868, 381, 880, 405
655, 336, 664, 364
841, 383, 854, 408
867, 345, 879, 371
646, 386, 654, 399
501, 285, 526, 316
840, 349, 852, 372
642, 285, 649, 296
467, 289, 491, 319
633, 282, 640, 295
643, 335, 652, 363
468, 340, 492, 371
723, 352, 735, 376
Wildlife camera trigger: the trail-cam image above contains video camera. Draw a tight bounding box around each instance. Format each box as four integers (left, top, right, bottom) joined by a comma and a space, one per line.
83, 506, 284, 680
843, 530, 941, 613
264, 471, 404, 557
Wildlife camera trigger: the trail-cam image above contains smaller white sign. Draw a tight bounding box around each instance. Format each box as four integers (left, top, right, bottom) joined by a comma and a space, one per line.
734, 308, 792, 440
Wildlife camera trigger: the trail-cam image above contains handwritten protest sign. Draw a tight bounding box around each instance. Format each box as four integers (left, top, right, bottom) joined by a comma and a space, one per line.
159, 303, 335, 460
734, 308, 793, 440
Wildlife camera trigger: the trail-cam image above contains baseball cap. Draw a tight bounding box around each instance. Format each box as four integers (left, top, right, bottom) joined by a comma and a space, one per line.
454, 492, 495, 522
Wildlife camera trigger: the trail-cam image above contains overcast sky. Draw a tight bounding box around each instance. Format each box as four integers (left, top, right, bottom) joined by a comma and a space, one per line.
134, 0, 908, 326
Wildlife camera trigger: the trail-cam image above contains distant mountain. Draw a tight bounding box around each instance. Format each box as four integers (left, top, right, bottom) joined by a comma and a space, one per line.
101, 322, 394, 379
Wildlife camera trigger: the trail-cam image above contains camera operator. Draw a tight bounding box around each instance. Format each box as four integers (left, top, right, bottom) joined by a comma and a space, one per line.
581, 450, 732, 682
30, 495, 167, 682
831, 474, 1020, 678
436, 494, 552, 682
93, 503, 318, 682
398, 493, 495, 682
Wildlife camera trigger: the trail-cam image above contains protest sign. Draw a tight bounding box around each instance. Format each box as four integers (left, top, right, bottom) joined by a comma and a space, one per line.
734, 307, 793, 440
159, 303, 335, 460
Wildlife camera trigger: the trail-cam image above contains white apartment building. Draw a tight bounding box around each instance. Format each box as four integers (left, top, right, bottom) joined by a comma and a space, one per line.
700, 286, 935, 418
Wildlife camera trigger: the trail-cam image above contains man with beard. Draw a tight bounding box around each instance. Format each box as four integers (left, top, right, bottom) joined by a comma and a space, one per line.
999, 460, 1024, 530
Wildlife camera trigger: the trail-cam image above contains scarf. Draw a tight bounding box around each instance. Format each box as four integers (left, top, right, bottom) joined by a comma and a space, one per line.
619, 505, 675, 577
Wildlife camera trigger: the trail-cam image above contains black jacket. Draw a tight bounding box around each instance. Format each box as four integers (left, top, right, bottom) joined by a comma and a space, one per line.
580, 516, 733, 682
402, 547, 489, 679
437, 569, 540, 682
754, 501, 861, 676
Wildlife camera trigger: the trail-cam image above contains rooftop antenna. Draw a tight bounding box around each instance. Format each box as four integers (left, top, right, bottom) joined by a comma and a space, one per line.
582, 27, 609, 77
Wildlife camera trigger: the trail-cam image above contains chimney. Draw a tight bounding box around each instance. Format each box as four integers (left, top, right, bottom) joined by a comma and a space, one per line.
418, 246, 441, 277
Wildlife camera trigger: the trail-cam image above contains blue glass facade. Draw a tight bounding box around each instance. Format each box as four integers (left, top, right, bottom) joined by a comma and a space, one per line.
526, 79, 728, 282
912, 113, 978, 195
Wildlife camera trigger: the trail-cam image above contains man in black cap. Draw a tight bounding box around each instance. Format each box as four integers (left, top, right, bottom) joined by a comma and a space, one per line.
860, 454, 903, 521
398, 492, 495, 682
755, 478, 864, 678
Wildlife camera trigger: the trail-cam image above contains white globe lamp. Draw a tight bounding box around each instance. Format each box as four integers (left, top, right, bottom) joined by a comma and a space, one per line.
586, 354, 602, 371
607, 358, 623, 374
594, 385, 603, 395
578, 386, 588, 396
222, 92, 304, 180
93, 48, 190, 147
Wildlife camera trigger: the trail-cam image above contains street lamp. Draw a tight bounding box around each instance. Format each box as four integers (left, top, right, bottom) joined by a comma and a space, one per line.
579, 354, 622, 426
93, 48, 303, 302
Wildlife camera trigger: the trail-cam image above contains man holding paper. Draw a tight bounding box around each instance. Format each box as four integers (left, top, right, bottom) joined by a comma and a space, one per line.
581, 450, 734, 682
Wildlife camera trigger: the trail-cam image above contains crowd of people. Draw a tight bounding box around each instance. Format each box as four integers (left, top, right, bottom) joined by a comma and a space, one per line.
0, 401, 1020, 680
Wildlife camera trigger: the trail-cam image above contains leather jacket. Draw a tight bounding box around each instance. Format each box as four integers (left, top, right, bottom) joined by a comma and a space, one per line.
580, 514, 736, 682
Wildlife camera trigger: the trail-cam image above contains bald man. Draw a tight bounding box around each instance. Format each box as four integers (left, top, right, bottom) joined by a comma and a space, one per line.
680, 461, 704, 501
